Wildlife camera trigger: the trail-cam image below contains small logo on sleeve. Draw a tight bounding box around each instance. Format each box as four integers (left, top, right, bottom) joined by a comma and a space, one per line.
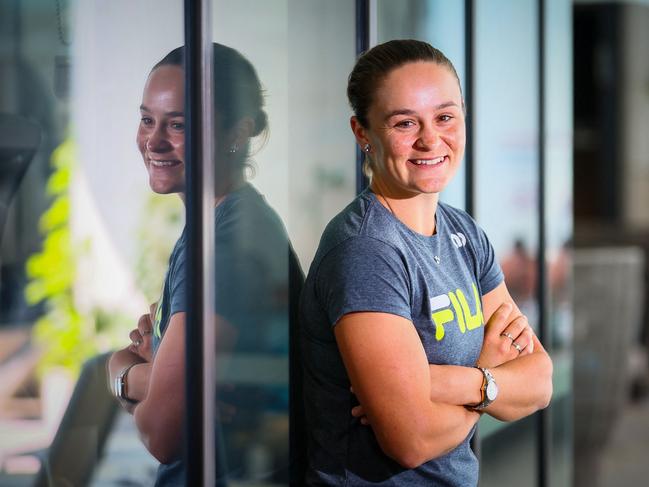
430, 282, 483, 341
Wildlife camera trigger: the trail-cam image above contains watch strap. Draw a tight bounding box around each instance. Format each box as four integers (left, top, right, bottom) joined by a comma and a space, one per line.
468, 366, 495, 410
114, 363, 138, 403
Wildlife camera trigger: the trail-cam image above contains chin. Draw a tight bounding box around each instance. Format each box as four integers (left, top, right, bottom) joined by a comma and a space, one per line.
149, 179, 184, 195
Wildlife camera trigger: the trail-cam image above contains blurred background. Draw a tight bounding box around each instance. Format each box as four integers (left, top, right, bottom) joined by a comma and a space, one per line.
0, 0, 647, 486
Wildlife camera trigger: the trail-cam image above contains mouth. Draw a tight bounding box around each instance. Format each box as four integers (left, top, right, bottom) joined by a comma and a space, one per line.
148, 159, 182, 168
408, 155, 446, 166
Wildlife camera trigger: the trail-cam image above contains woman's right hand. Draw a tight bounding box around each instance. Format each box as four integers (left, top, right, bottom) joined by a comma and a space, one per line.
477, 302, 534, 368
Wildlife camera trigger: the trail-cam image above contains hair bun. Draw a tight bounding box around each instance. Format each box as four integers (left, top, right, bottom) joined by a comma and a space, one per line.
253, 110, 268, 137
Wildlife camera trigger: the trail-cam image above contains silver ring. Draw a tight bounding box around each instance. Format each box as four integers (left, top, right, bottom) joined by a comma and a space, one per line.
500, 332, 515, 341
133, 339, 142, 347
512, 341, 523, 353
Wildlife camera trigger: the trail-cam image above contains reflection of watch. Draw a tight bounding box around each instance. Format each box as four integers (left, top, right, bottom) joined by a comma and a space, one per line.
470, 367, 498, 410
114, 364, 137, 403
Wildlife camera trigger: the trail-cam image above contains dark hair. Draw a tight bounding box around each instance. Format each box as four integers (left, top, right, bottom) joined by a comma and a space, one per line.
347, 39, 461, 128
152, 43, 268, 153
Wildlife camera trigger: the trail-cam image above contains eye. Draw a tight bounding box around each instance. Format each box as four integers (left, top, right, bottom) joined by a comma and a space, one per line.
170, 120, 185, 130
140, 116, 153, 126
438, 114, 453, 123
394, 119, 416, 129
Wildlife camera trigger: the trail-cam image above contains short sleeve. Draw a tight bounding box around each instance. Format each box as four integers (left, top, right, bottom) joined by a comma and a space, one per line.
474, 225, 504, 295
169, 245, 187, 316
314, 237, 412, 326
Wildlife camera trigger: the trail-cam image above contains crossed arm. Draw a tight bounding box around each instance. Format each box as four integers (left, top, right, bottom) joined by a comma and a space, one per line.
336, 281, 553, 468
108, 311, 186, 464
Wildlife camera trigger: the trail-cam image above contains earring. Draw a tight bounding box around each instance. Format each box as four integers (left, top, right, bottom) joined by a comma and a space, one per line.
229, 144, 238, 154
363, 144, 371, 153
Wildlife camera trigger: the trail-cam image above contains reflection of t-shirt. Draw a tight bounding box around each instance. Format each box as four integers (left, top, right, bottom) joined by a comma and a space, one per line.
152, 183, 293, 486
300, 189, 503, 486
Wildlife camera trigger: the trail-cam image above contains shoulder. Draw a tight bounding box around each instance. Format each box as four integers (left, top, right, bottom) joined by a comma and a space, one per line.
215, 184, 289, 247
315, 191, 403, 260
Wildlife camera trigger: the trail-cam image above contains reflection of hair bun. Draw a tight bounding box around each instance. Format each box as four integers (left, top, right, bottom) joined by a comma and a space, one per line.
153, 43, 267, 137
253, 110, 268, 137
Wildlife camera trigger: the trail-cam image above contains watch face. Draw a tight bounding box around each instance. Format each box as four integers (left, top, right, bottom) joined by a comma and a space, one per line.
486, 381, 498, 401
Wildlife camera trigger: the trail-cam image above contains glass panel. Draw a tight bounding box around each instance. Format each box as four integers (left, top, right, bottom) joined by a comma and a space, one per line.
1, 1, 186, 486
206, 0, 356, 484
474, 0, 540, 485
376, 0, 466, 209
545, 0, 573, 486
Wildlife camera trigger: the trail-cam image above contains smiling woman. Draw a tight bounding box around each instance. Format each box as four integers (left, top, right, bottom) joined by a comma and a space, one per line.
137, 65, 186, 195
299, 39, 552, 486
107, 43, 294, 486
351, 61, 466, 214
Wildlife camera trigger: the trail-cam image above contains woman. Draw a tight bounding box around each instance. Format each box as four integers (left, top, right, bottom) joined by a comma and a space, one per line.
108, 44, 294, 485
300, 39, 553, 485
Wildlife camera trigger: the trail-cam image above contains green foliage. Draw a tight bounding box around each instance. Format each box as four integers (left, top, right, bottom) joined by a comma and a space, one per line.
134, 193, 183, 303
24, 138, 122, 377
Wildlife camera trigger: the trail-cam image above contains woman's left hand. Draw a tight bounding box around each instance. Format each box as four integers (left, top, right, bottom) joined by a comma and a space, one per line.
128, 303, 157, 362
477, 303, 534, 369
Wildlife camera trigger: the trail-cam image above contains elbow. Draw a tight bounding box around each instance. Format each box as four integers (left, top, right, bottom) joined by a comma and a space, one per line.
379, 434, 449, 468
133, 403, 182, 464
537, 353, 554, 410
385, 444, 430, 469
147, 440, 180, 465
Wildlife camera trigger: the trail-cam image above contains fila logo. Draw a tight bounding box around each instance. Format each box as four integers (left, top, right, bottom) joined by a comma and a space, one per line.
429, 283, 484, 341
451, 232, 467, 248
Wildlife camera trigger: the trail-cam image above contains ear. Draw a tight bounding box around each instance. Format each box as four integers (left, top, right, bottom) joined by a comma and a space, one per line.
350, 116, 370, 149
227, 116, 255, 149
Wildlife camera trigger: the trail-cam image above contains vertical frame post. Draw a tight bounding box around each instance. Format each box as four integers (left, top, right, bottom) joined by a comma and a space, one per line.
537, 0, 551, 486
465, 0, 480, 460
184, 0, 216, 485
355, 0, 370, 194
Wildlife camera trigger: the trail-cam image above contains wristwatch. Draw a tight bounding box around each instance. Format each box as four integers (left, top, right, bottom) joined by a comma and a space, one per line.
114, 364, 138, 403
469, 367, 498, 410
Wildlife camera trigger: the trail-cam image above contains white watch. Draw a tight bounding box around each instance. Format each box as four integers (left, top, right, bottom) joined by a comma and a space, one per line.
470, 366, 498, 410
114, 364, 137, 403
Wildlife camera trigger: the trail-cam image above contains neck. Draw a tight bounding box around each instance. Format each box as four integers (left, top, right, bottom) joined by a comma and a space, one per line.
371, 181, 439, 237
178, 174, 246, 208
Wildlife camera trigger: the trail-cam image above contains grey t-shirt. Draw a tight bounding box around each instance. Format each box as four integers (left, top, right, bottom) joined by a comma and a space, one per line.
151, 183, 293, 486
300, 189, 503, 486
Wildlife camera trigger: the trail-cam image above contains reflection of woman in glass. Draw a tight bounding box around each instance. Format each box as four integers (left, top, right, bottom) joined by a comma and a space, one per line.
300, 40, 553, 485
108, 44, 292, 485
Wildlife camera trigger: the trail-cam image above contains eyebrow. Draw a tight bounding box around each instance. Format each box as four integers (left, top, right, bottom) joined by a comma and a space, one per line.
139, 104, 184, 117
383, 101, 460, 121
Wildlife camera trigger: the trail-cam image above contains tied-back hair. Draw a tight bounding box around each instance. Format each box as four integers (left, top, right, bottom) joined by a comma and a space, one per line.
153, 43, 268, 173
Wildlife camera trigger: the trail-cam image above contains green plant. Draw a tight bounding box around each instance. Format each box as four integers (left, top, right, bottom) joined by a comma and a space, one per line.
134, 192, 183, 304
24, 137, 121, 377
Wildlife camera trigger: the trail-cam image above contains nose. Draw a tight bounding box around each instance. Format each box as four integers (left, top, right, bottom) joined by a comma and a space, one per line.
146, 125, 171, 153
415, 125, 440, 150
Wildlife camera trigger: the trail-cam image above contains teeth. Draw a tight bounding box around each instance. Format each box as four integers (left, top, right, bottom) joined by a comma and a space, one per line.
412, 156, 445, 166
150, 160, 178, 167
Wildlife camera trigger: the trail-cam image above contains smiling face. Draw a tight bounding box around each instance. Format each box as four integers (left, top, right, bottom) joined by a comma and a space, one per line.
136, 65, 186, 194
352, 61, 466, 198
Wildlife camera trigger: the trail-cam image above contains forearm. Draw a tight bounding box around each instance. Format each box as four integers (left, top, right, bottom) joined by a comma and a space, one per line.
428, 364, 484, 406
485, 349, 553, 421
428, 352, 552, 421
374, 400, 480, 468
125, 363, 151, 402
133, 381, 184, 463
108, 348, 146, 413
